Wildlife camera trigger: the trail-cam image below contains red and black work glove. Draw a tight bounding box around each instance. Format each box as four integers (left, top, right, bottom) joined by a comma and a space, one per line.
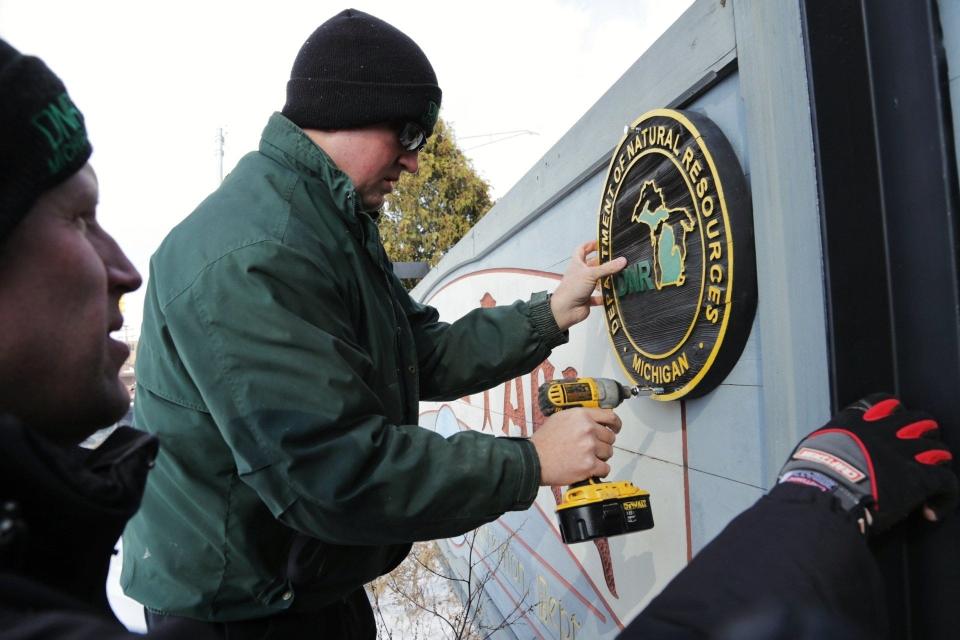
778, 393, 958, 536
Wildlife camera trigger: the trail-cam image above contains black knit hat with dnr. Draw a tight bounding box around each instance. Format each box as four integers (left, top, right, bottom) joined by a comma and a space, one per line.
282, 8, 442, 137
0, 38, 92, 245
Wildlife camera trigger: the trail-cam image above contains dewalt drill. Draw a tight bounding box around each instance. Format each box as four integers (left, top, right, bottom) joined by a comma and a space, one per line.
538, 377, 659, 544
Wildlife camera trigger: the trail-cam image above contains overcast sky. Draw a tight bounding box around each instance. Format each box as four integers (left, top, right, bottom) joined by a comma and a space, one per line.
0, 0, 693, 335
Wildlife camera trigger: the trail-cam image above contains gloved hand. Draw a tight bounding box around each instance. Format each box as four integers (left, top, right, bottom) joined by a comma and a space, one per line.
778, 393, 958, 535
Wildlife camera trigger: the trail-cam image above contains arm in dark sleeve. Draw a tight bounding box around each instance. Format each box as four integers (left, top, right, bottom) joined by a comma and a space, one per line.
619, 483, 885, 640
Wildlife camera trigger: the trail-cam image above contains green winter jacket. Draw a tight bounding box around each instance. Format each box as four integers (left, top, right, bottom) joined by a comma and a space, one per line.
120, 113, 566, 621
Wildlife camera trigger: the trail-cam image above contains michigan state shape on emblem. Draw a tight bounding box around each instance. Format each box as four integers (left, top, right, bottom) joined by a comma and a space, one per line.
597, 109, 757, 400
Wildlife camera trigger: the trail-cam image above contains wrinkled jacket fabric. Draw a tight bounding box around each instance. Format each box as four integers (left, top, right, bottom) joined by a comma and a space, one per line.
122, 113, 565, 621
0, 416, 165, 639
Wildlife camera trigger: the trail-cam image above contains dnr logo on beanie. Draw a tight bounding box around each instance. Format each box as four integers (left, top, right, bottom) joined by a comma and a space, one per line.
0, 38, 92, 244
32, 92, 88, 176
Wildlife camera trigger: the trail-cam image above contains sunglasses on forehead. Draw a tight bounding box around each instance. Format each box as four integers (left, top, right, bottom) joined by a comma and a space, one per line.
396, 121, 428, 152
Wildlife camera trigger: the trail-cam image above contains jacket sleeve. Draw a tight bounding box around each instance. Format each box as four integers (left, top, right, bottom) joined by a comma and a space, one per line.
619, 483, 885, 640
394, 277, 568, 402
161, 242, 540, 546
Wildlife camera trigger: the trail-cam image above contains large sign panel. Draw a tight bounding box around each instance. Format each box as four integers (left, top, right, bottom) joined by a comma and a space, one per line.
422, 270, 689, 639
598, 109, 756, 400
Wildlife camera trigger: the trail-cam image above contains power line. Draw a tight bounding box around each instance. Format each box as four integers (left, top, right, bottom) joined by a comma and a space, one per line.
461, 129, 539, 151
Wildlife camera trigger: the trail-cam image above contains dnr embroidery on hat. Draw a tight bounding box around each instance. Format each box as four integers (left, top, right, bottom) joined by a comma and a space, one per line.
423, 100, 439, 130
31, 92, 88, 176
597, 109, 757, 401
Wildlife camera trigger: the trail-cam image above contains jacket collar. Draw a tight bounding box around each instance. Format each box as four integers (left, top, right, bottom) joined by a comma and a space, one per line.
0, 416, 157, 615
258, 112, 392, 271
258, 113, 366, 234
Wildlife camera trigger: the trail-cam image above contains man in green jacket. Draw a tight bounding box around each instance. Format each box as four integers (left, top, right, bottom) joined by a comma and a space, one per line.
122, 9, 626, 637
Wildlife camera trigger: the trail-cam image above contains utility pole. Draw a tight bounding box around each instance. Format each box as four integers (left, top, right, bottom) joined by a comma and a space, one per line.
215, 127, 225, 184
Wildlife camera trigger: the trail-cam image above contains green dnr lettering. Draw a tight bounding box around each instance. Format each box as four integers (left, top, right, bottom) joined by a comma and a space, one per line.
31, 93, 87, 175
615, 259, 655, 297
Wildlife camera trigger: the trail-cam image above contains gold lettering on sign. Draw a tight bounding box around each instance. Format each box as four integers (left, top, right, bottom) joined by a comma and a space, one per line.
536, 576, 583, 640
631, 351, 690, 383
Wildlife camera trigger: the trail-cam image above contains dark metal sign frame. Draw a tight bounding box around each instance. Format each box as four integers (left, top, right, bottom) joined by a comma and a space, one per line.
802, 0, 960, 637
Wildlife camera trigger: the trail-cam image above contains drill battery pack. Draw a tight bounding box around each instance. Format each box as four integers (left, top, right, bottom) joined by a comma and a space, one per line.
555, 480, 654, 544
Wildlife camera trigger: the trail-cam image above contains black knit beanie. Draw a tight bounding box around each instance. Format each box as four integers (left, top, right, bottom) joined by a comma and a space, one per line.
282, 8, 442, 136
0, 39, 92, 244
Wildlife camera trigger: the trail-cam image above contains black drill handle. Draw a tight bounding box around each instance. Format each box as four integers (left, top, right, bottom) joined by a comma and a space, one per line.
538, 382, 559, 417
570, 477, 602, 489
538, 381, 607, 490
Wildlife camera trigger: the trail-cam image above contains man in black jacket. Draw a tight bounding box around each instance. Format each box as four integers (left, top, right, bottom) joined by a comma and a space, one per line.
0, 38, 215, 639
620, 394, 958, 639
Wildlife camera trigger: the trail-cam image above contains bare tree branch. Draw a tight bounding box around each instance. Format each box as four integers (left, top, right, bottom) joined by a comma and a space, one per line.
370, 525, 533, 639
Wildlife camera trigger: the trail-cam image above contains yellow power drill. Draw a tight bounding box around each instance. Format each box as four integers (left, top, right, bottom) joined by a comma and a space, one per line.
538, 377, 659, 544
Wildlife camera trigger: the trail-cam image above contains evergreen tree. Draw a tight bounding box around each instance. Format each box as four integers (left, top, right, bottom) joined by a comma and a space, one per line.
379, 118, 492, 285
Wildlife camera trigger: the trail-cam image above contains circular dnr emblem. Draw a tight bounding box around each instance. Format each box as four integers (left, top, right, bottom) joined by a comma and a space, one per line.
597, 109, 756, 400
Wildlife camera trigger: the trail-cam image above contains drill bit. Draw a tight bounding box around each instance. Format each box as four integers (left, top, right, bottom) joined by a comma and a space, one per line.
620, 384, 664, 400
